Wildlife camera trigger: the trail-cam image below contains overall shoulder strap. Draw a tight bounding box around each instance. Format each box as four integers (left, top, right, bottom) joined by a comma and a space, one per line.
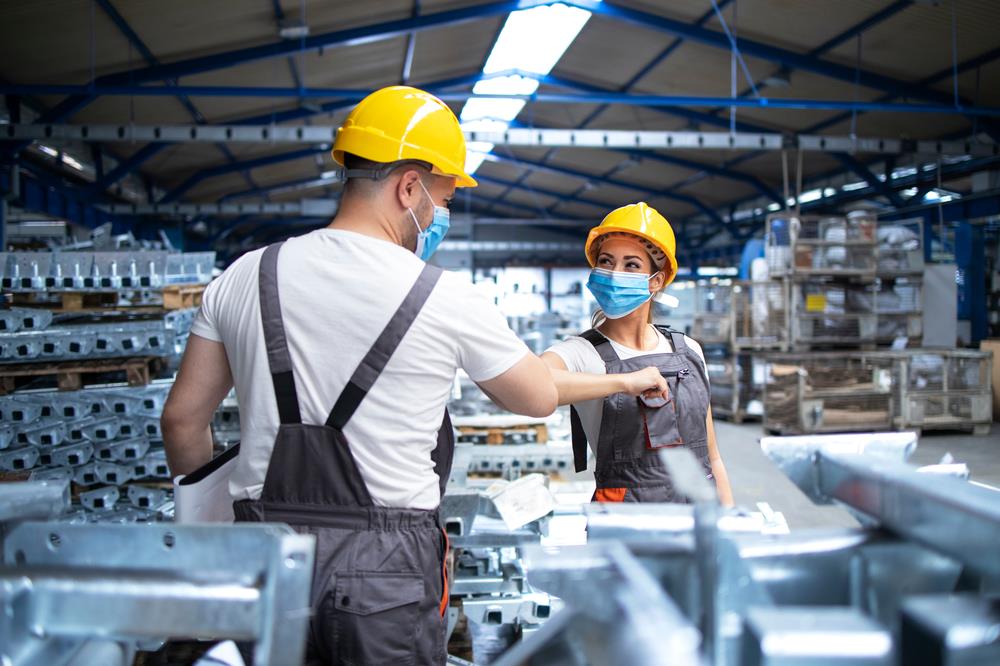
326, 263, 444, 430
579, 328, 619, 364
570, 406, 589, 473
654, 324, 688, 353
258, 242, 301, 425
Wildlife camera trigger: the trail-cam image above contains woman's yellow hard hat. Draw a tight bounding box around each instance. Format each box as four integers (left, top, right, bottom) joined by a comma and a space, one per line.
585, 202, 679, 286
332, 85, 477, 187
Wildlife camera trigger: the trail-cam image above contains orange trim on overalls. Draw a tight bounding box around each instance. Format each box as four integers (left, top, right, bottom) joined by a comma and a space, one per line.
439, 528, 450, 617
593, 487, 627, 502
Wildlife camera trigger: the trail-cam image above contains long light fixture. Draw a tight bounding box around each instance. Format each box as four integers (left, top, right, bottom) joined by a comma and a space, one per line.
459, 2, 597, 175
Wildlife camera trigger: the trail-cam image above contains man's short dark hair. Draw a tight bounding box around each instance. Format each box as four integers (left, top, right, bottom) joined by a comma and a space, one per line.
342, 153, 432, 196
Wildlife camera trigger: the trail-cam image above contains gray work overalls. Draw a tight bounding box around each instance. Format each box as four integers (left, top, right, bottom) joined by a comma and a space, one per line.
570, 326, 713, 503
233, 242, 454, 665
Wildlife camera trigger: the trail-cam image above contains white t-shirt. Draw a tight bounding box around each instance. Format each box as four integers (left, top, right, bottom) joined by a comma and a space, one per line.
191, 228, 529, 510
546, 326, 708, 464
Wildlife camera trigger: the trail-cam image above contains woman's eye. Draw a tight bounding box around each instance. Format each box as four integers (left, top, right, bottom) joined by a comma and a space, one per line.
598, 258, 612, 266
626, 263, 641, 270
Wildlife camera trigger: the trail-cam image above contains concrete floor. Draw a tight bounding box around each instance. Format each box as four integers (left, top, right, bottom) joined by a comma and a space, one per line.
715, 420, 1000, 530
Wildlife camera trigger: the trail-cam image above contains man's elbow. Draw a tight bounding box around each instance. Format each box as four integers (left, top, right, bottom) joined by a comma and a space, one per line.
525, 384, 558, 418
160, 402, 187, 441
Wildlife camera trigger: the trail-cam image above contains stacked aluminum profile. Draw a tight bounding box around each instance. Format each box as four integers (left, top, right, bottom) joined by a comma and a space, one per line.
0, 250, 215, 291
0, 309, 194, 363
0, 384, 175, 523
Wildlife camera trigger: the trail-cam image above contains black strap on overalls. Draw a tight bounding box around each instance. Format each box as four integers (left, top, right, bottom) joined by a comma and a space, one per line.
259, 240, 444, 433
569, 325, 688, 472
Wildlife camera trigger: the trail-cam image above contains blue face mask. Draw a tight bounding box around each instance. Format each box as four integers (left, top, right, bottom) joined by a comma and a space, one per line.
586, 268, 660, 319
407, 180, 450, 261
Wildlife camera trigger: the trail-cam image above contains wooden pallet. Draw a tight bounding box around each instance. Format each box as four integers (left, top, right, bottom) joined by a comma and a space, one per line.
0, 356, 163, 394
161, 284, 205, 310
456, 423, 548, 445
6, 283, 205, 312
9, 291, 120, 311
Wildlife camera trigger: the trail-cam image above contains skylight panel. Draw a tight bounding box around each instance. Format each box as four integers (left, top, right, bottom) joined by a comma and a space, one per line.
458, 2, 597, 176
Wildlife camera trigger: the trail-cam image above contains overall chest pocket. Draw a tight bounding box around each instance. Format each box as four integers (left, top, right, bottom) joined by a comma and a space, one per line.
640, 368, 689, 449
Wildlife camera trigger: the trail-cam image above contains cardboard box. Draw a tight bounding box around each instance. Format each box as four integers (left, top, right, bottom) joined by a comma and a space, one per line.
980, 339, 1000, 421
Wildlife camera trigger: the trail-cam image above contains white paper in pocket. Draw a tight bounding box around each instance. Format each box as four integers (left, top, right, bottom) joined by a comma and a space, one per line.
173, 443, 240, 523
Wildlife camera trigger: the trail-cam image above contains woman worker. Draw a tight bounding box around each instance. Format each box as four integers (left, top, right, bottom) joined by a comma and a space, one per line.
543, 202, 733, 505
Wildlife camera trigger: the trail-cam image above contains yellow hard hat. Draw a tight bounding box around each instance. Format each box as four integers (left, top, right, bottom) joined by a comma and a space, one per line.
332, 85, 477, 188
585, 202, 679, 286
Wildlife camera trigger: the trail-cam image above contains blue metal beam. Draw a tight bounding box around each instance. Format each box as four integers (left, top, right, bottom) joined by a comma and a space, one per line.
94, 0, 257, 196
10, 83, 1000, 116
82, 71, 486, 192
808, 1, 912, 57
690, 155, 1000, 247
566, 0, 976, 109
804, 45, 1000, 136
831, 153, 906, 208
37, 1, 530, 124
487, 152, 725, 225
161, 146, 329, 202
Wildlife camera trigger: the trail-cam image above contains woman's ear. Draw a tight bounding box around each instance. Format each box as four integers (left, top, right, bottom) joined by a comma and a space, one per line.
649, 269, 666, 293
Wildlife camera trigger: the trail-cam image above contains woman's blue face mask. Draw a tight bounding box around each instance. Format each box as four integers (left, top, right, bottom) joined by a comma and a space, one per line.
586, 267, 660, 319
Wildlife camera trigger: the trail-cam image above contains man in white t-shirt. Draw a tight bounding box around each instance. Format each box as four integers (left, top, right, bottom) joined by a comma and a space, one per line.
161, 86, 557, 665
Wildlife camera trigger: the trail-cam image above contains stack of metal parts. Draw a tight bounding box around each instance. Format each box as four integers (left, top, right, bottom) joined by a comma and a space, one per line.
763, 349, 993, 435
0, 480, 315, 666
493, 433, 1000, 666
0, 250, 215, 292
0, 308, 194, 362
0, 383, 176, 523
441, 486, 560, 664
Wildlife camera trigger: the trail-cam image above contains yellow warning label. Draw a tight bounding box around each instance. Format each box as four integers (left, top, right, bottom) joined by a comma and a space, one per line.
806, 294, 826, 312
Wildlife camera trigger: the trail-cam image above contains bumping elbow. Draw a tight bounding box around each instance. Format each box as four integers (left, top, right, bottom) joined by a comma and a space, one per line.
528, 385, 559, 418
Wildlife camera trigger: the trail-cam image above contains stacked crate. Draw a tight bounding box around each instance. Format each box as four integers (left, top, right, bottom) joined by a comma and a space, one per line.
0, 249, 215, 522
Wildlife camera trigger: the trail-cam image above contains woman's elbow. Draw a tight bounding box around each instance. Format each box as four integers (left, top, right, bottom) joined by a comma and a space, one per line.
528, 384, 559, 418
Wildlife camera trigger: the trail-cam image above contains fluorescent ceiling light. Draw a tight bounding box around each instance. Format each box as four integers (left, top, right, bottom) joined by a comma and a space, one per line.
842, 181, 868, 191
482, 4, 593, 75
798, 189, 823, 204
61, 154, 83, 171
458, 2, 597, 176
767, 202, 782, 211
38, 145, 58, 157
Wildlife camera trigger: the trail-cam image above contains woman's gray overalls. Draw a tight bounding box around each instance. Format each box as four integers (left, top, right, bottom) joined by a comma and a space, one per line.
233, 242, 454, 665
570, 326, 713, 503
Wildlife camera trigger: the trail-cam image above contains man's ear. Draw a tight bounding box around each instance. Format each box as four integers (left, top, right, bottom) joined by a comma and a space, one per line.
395, 169, 423, 209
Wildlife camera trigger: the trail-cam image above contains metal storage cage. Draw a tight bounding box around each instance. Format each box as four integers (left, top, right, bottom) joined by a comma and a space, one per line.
895, 350, 993, 434
790, 281, 877, 348
763, 352, 896, 434
876, 218, 925, 276
874, 277, 923, 345
691, 281, 733, 347
731, 280, 790, 351
766, 212, 878, 278
706, 353, 764, 423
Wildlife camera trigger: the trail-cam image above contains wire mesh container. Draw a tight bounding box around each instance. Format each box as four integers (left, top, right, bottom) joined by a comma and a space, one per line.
707, 353, 763, 422
763, 352, 896, 434
691, 281, 734, 346
894, 350, 992, 431
876, 218, 924, 276
731, 280, 789, 350
790, 281, 877, 347
874, 277, 923, 344
766, 213, 877, 278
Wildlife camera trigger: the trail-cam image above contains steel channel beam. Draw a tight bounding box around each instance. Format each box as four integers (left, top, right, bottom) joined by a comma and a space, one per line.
6, 125, 998, 159
815, 451, 1000, 578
